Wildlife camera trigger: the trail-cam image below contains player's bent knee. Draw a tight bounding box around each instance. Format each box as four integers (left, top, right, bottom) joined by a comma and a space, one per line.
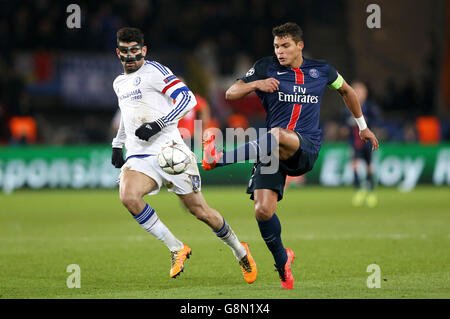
119, 192, 141, 211
269, 127, 293, 149
270, 127, 294, 144
254, 204, 274, 221
268, 127, 281, 140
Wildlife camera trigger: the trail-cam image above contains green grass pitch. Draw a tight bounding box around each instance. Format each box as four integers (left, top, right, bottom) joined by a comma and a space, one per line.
0, 186, 449, 299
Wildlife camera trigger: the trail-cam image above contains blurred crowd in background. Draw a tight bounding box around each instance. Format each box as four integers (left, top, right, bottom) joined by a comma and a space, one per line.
0, 0, 449, 146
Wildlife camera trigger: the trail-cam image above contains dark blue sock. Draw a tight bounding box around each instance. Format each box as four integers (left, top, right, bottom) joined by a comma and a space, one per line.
367, 171, 375, 191
257, 213, 287, 268
216, 132, 276, 167
354, 170, 360, 189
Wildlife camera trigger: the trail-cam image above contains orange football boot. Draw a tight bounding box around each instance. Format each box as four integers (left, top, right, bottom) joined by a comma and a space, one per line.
170, 244, 192, 278
202, 132, 222, 170
238, 242, 257, 284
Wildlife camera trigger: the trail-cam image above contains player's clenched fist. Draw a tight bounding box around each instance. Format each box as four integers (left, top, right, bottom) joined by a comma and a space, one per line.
111, 147, 125, 168
135, 118, 166, 141
256, 78, 280, 93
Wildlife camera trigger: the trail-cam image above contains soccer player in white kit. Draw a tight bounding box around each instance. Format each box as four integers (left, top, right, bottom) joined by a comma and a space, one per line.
110, 27, 257, 283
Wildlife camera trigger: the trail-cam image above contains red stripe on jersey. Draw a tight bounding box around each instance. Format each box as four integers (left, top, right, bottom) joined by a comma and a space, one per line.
287, 104, 302, 130
162, 79, 181, 94
287, 67, 304, 130
291, 67, 304, 84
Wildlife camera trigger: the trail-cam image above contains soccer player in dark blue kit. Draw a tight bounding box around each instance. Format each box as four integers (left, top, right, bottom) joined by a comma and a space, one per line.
202, 22, 379, 289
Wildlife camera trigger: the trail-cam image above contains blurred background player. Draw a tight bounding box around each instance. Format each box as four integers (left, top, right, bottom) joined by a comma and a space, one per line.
111, 27, 256, 283
346, 81, 382, 207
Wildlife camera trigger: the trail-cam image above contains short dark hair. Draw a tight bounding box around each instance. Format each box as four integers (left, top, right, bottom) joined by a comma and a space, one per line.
116, 27, 144, 46
272, 22, 303, 43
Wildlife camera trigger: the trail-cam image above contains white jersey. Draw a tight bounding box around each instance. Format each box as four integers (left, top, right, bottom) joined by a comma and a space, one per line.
111, 60, 196, 158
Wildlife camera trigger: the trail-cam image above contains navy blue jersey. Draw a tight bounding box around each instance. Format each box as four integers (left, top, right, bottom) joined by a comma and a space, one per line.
240, 56, 341, 153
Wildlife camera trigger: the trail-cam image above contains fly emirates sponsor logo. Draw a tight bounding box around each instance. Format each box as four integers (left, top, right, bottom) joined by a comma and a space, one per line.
278, 86, 319, 104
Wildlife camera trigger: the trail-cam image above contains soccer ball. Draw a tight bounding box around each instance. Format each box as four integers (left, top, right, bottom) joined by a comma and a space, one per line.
157, 141, 192, 175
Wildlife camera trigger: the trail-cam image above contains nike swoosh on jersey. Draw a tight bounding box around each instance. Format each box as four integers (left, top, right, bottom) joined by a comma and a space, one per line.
277, 71, 288, 75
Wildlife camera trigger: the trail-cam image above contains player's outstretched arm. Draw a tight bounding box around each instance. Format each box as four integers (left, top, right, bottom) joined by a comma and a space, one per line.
337, 79, 379, 151
225, 79, 280, 100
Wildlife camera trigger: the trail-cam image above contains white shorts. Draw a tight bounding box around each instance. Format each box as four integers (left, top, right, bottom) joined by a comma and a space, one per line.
120, 154, 201, 195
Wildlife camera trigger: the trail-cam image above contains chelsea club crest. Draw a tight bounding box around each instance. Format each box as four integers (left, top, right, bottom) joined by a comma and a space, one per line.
134, 76, 141, 86
309, 68, 319, 79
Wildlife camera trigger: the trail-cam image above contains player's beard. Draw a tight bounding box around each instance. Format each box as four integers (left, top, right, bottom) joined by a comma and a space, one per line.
123, 61, 140, 73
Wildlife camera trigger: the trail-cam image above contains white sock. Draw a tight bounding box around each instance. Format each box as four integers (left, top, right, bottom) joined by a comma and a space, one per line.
214, 218, 247, 260
134, 204, 184, 251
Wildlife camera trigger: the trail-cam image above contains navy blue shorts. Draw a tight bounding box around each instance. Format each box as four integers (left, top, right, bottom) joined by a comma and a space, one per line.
246, 132, 318, 201
352, 142, 372, 164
